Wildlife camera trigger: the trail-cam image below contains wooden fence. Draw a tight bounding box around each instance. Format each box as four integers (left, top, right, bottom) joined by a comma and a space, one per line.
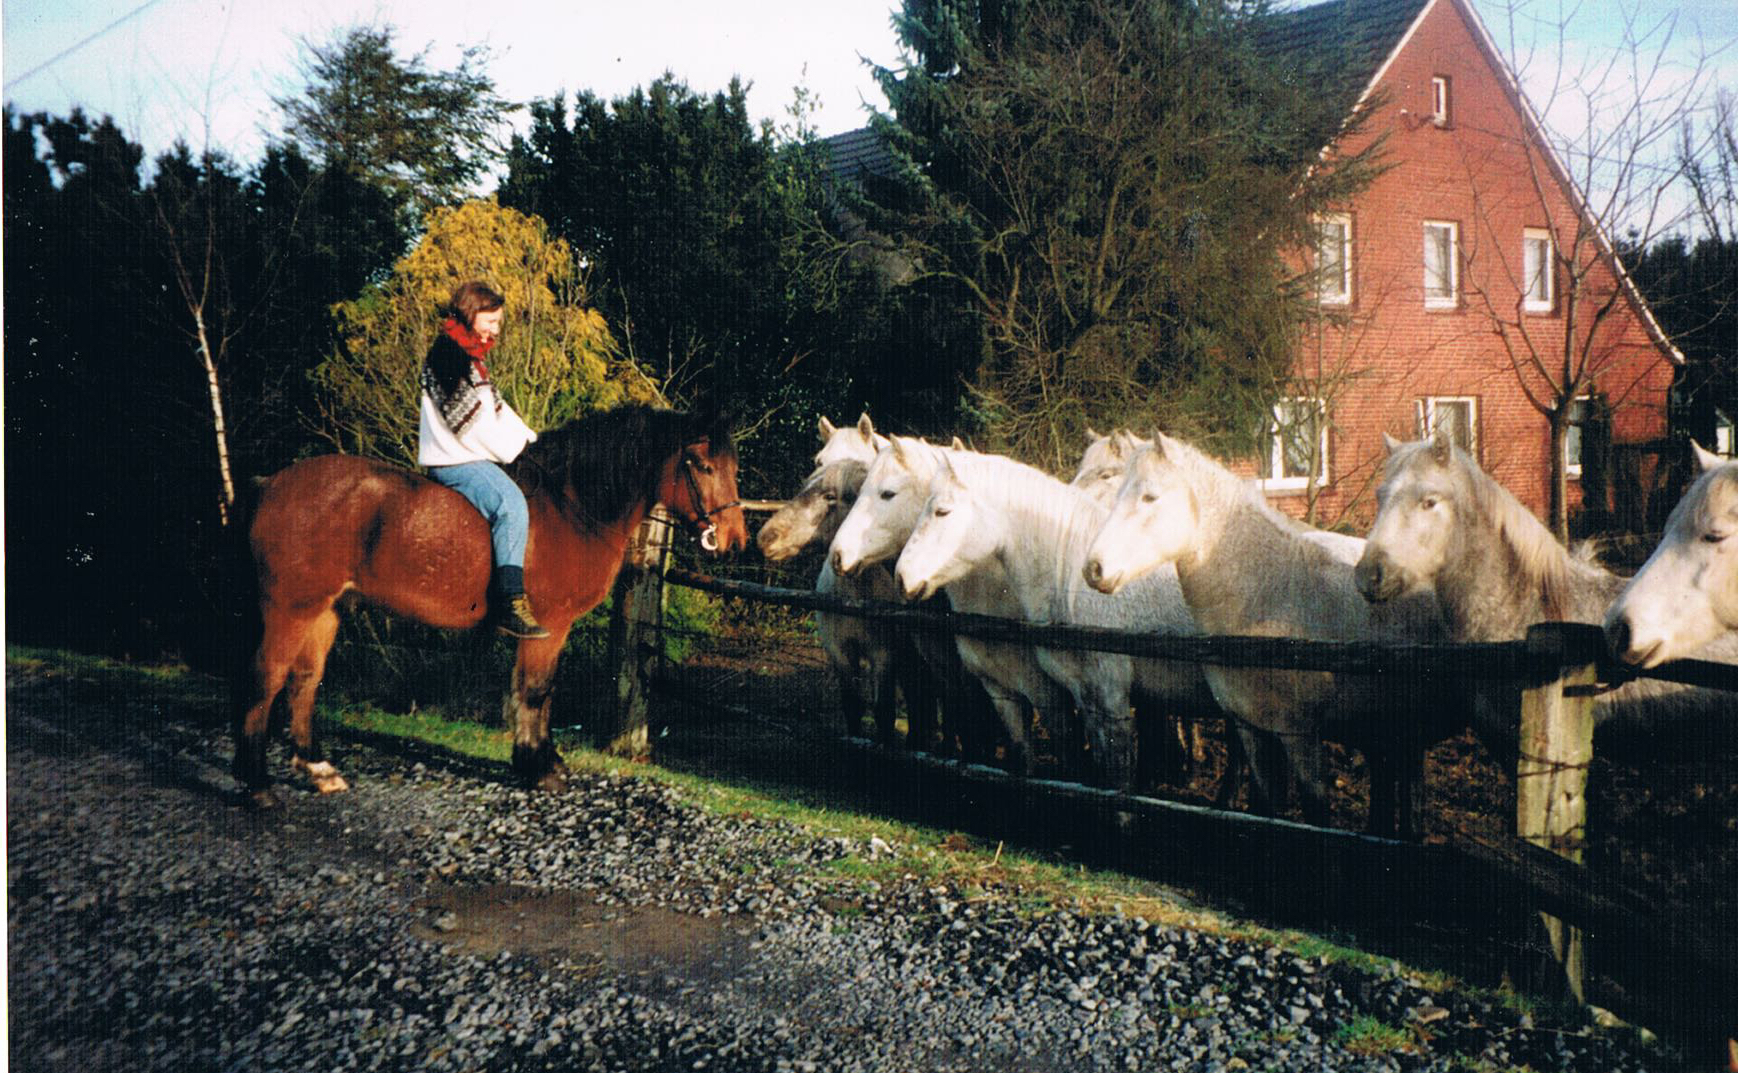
599, 510, 1738, 1059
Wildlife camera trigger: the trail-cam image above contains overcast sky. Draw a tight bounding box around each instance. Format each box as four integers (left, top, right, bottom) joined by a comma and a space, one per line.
5, 0, 1732, 197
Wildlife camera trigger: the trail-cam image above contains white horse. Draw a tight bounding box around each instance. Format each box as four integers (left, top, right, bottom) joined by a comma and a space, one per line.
832, 437, 1080, 774
814, 412, 888, 469
1606, 443, 1738, 668
1083, 433, 1454, 835
1355, 429, 1738, 753
893, 451, 1224, 792
1072, 429, 1153, 506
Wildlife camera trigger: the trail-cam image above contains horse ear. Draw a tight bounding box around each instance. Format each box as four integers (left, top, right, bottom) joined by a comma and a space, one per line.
1429, 425, 1453, 465
1382, 432, 1403, 454
1148, 431, 1169, 461
818, 416, 837, 442
1691, 440, 1722, 474
857, 412, 876, 442
950, 435, 967, 451
890, 435, 914, 465
1085, 425, 1102, 444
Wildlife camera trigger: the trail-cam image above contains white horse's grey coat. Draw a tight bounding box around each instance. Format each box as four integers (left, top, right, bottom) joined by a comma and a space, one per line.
1358, 432, 1738, 754
1606, 444, 1738, 668
1083, 433, 1455, 830
895, 448, 1222, 791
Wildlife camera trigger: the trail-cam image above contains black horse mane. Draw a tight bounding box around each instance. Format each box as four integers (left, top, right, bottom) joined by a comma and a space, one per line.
511, 404, 737, 529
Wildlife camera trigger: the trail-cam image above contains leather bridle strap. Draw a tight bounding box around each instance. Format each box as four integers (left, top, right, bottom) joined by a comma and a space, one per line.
681, 441, 740, 552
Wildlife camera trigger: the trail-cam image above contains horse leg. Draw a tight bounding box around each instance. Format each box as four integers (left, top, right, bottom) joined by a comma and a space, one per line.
507, 626, 574, 792
1289, 730, 1332, 828
284, 608, 348, 795
1214, 725, 1247, 810
869, 643, 899, 747
235, 604, 318, 807
896, 639, 940, 752
1236, 723, 1288, 816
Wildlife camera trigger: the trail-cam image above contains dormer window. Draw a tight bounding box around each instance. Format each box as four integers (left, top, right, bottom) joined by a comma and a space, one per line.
1431, 75, 1452, 126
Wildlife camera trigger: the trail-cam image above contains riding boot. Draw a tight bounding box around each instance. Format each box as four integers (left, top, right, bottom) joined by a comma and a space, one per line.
494, 566, 551, 640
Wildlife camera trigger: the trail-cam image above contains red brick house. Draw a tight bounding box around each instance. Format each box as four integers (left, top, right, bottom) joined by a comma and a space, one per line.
1255, 0, 1683, 532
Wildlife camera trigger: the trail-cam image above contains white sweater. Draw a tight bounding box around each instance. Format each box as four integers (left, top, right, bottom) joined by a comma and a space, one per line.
418, 384, 537, 467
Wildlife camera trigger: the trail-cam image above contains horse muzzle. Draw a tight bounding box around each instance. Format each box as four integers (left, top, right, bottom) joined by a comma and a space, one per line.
1352, 551, 1404, 604
1082, 556, 1120, 595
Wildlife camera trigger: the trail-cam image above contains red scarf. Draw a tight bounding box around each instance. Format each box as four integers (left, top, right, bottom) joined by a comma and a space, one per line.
442, 317, 497, 364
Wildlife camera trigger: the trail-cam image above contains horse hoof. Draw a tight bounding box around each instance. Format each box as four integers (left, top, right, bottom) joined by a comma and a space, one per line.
293, 758, 351, 795
246, 787, 285, 810
533, 768, 568, 793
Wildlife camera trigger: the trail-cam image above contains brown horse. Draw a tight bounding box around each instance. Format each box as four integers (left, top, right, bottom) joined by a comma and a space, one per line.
235, 405, 748, 807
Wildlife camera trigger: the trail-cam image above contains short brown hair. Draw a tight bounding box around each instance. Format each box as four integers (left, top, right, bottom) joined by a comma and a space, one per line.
446, 281, 505, 328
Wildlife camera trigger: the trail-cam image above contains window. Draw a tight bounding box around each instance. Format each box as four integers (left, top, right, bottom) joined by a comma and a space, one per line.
1564, 396, 1601, 477
1431, 76, 1452, 126
1262, 397, 1328, 490
1416, 396, 1479, 455
1523, 228, 1553, 312
1716, 410, 1735, 457
1423, 221, 1459, 308
1315, 214, 1352, 305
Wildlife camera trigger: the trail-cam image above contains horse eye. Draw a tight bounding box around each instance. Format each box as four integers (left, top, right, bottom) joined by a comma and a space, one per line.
822, 493, 837, 504
1140, 493, 1157, 505
1703, 531, 1729, 544
934, 507, 952, 518
1421, 496, 1439, 510
880, 490, 896, 501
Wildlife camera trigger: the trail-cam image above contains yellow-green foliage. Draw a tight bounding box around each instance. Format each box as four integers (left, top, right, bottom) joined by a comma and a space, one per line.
315, 198, 659, 464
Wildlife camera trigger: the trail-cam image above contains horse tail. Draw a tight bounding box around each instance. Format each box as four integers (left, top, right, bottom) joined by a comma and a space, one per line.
224, 475, 270, 715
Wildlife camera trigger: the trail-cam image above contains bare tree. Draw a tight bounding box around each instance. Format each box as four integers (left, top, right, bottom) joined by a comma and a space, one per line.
1459, 0, 1719, 538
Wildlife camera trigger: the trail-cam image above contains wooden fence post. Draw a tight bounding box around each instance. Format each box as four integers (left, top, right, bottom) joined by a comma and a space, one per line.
1517, 622, 1601, 1004
601, 508, 672, 759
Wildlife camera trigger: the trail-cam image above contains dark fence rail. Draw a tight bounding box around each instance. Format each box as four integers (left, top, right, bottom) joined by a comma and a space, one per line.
664, 566, 1738, 691
635, 560, 1738, 1058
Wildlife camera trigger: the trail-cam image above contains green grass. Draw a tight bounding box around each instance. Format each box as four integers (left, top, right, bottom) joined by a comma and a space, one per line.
1334, 1015, 1415, 1056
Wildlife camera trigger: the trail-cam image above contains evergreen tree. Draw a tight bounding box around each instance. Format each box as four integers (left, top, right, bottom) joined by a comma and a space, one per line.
866, 0, 1383, 468
276, 25, 519, 229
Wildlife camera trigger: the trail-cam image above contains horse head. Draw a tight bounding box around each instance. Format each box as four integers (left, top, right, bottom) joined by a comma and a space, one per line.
1072, 428, 1154, 507
757, 459, 866, 562
815, 412, 888, 469
830, 435, 937, 577
1355, 430, 1465, 604
659, 430, 749, 555
1083, 435, 1198, 594
895, 453, 996, 602
1605, 443, 1738, 667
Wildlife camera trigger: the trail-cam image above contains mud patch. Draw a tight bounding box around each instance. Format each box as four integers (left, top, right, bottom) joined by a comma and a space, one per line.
415, 885, 753, 986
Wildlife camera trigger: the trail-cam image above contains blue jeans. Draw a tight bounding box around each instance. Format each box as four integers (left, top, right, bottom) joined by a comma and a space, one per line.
429, 461, 528, 569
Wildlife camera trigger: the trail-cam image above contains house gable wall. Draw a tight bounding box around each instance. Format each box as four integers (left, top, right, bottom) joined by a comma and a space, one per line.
1267, 0, 1676, 530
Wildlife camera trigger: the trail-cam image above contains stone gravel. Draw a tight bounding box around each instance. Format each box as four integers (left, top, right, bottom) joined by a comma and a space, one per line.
7, 704, 1680, 1072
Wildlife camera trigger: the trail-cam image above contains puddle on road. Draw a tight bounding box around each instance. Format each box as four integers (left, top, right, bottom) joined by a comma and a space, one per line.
414, 884, 753, 987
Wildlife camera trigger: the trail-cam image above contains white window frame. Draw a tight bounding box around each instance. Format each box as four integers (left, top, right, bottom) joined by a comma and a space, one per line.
1716, 409, 1735, 457
1423, 221, 1459, 308
1431, 76, 1452, 127
1523, 227, 1554, 313
1416, 396, 1479, 456
1262, 397, 1329, 492
1564, 396, 1592, 477
1315, 213, 1353, 306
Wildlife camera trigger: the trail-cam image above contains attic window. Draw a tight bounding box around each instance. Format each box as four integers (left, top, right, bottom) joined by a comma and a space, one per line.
1431, 76, 1452, 126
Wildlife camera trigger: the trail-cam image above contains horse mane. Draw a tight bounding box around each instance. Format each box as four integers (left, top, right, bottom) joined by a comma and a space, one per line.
512, 404, 737, 529
1450, 443, 1591, 621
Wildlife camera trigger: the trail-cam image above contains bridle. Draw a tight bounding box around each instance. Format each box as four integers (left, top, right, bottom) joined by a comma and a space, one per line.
680, 440, 741, 552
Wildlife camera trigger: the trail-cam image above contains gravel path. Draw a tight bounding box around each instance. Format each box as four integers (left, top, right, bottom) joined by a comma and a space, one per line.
6, 671, 1682, 1072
